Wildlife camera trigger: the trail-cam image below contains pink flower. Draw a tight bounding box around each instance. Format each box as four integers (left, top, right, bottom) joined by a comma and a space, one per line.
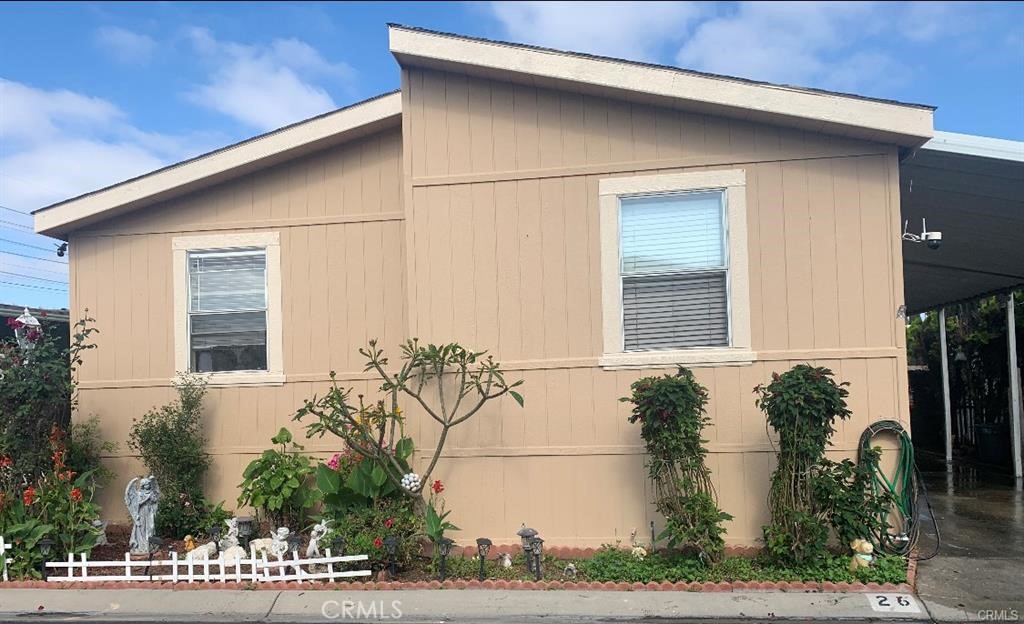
384, 517, 395, 529
5, 318, 22, 330
327, 453, 341, 471
373, 537, 383, 549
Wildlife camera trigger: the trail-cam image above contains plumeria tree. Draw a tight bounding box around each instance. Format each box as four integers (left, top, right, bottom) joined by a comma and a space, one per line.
295, 339, 524, 499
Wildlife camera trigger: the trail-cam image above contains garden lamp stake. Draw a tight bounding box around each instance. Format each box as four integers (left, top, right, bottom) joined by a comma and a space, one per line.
475, 538, 492, 581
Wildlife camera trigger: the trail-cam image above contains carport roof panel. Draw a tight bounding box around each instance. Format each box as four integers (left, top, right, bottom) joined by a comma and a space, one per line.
901, 132, 1024, 313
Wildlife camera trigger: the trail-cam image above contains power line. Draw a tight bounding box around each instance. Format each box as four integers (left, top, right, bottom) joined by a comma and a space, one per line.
0, 280, 67, 293
0, 270, 67, 285
0, 237, 58, 253
0, 250, 68, 266
0, 204, 32, 216
0, 260, 67, 279
0, 219, 32, 231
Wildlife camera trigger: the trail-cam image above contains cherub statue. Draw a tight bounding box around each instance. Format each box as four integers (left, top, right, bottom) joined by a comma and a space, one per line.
219, 517, 239, 551
269, 527, 291, 559
307, 520, 329, 558
124, 475, 160, 554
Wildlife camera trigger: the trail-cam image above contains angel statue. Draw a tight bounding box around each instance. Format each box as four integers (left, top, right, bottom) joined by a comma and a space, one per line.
125, 475, 161, 554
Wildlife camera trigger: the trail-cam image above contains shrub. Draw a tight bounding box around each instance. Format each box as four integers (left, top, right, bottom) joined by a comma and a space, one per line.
0, 314, 97, 481
127, 373, 212, 536
66, 415, 118, 489
622, 367, 731, 561
322, 496, 423, 571
756, 365, 864, 564
237, 427, 319, 529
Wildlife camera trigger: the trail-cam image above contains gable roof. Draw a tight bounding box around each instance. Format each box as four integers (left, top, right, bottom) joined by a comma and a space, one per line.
33, 90, 401, 239
388, 24, 934, 148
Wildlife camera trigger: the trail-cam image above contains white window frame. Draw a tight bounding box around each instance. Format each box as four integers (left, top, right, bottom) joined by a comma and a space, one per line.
172, 232, 284, 386
598, 169, 755, 369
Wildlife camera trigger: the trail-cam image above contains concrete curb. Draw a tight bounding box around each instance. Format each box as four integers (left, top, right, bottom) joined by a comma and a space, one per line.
0, 588, 931, 622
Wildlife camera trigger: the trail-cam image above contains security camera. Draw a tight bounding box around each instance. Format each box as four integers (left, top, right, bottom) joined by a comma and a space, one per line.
902, 219, 943, 251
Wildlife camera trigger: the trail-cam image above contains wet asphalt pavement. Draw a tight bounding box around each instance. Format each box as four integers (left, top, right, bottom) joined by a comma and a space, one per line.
914, 458, 1024, 621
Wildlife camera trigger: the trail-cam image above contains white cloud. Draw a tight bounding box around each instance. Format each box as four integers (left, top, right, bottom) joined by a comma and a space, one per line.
184, 27, 355, 131
95, 26, 157, 64
487, 1, 969, 94
488, 1, 705, 62
0, 79, 214, 213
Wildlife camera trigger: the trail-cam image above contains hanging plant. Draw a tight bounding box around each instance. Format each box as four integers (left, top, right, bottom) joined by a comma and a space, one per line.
622, 367, 732, 562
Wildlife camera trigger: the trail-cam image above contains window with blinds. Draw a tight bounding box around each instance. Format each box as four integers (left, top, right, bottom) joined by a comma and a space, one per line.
620, 191, 729, 351
187, 249, 268, 372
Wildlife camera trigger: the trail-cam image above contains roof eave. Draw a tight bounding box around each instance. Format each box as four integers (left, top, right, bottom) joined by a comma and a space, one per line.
389, 25, 934, 149
34, 91, 402, 240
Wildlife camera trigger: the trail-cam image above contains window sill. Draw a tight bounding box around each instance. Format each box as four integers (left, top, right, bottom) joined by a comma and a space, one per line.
598, 348, 756, 370
179, 371, 286, 387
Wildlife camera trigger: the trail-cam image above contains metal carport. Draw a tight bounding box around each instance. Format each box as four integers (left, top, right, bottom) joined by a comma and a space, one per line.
900, 131, 1024, 478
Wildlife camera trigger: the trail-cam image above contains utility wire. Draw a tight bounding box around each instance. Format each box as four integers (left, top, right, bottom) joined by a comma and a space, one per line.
0, 280, 67, 292
0, 237, 59, 253
0, 270, 67, 285
0, 219, 32, 231
0, 204, 32, 216
0, 250, 68, 266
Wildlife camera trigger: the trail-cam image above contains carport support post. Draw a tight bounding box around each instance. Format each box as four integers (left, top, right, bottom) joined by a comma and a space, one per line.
939, 308, 953, 464
1007, 293, 1022, 480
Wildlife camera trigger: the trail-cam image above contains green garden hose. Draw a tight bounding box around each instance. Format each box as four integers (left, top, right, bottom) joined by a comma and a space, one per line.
858, 420, 940, 559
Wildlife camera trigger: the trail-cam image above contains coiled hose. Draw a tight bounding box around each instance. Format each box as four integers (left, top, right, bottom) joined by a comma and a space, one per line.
858, 420, 940, 560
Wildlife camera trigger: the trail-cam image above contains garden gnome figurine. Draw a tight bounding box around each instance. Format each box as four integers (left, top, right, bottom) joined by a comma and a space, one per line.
307, 519, 329, 558
124, 475, 160, 554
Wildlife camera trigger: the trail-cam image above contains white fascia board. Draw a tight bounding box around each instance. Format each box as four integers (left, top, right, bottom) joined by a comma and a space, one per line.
34, 91, 402, 238
389, 26, 933, 146
924, 131, 1024, 163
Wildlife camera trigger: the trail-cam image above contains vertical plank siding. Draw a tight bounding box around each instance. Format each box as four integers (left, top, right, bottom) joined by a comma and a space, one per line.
73, 69, 908, 547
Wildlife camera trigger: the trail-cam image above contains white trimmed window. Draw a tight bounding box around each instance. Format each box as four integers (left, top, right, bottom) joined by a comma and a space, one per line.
599, 170, 754, 368
173, 233, 284, 385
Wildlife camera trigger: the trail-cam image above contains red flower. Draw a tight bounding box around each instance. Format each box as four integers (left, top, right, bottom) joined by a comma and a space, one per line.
431, 480, 444, 494
384, 517, 395, 529
0, 456, 11, 468
39, 311, 47, 318
373, 537, 384, 549
70, 488, 83, 502
22, 486, 35, 506
59, 470, 75, 482
5, 318, 23, 330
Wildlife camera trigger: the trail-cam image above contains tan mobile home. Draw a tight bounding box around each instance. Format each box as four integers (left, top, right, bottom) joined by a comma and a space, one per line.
34, 26, 933, 547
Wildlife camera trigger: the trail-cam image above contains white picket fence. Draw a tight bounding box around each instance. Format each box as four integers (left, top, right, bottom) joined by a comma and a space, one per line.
42, 549, 370, 584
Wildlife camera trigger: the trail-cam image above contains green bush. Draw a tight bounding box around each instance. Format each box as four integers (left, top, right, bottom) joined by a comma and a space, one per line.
127, 374, 213, 536
66, 415, 118, 489
322, 496, 423, 571
237, 427, 319, 528
0, 314, 97, 481
622, 368, 731, 561
755, 365, 890, 564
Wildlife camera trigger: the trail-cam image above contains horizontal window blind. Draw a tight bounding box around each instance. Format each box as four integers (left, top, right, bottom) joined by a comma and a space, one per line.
620, 191, 728, 351
622, 273, 728, 350
188, 249, 268, 372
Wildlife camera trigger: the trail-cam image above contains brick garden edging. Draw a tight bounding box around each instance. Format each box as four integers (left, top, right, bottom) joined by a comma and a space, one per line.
0, 578, 914, 592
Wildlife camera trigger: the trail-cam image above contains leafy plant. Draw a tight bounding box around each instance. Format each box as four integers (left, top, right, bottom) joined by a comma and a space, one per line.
295, 339, 523, 498
128, 373, 212, 536
66, 415, 118, 489
238, 427, 319, 528
424, 479, 458, 557
322, 497, 423, 571
0, 313, 97, 481
622, 367, 731, 561
755, 365, 852, 564
812, 448, 893, 546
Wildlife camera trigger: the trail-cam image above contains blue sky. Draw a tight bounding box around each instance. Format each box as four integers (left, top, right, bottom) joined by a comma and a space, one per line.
1, 1, 1022, 310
